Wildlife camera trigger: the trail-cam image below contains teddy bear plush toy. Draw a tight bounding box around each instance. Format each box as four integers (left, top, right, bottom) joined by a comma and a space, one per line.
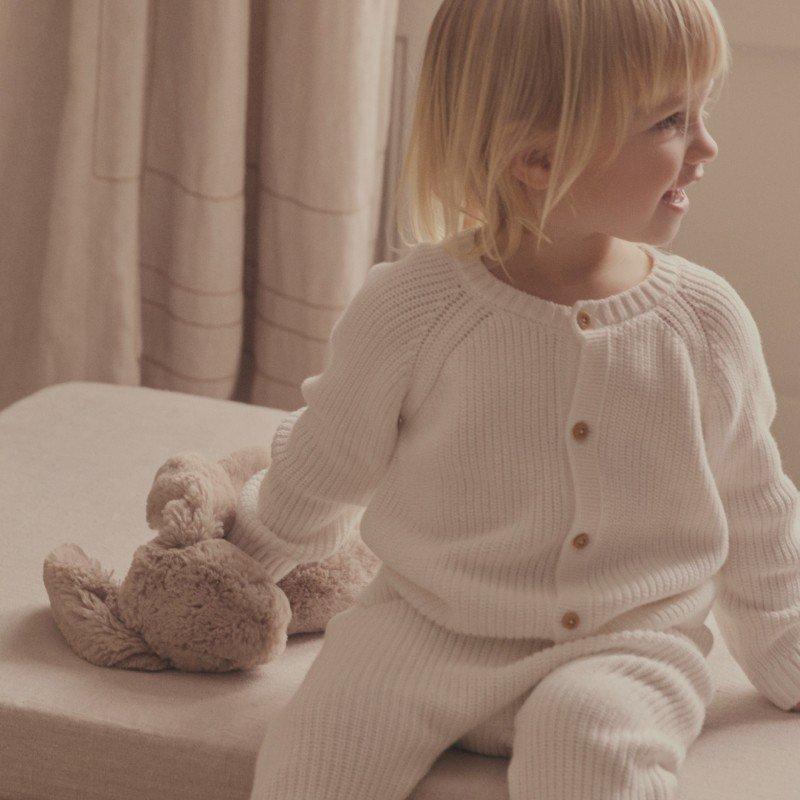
42, 445, 380, 672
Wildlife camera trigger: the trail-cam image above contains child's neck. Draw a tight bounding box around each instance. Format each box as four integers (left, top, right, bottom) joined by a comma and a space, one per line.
480, 240, 653, 305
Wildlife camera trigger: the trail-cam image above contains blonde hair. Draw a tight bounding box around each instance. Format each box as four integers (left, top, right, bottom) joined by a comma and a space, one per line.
392, 0, 733, 274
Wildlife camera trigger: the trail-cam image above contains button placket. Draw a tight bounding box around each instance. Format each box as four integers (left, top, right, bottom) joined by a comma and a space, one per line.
559, 307, 598, 633
562, 417, 591, 630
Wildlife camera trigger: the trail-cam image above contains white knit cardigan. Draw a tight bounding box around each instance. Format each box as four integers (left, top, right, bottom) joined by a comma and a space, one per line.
229, 233, 800, 711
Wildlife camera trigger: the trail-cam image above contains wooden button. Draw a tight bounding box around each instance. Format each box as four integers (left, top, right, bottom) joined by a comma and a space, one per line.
562, 611, 580, 629
571, 533, 589, 549
572, 422, 589, 440
577, 310, 592, 329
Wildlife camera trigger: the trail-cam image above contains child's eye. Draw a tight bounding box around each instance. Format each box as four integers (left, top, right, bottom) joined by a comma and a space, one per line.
653, 109, 711, 133
654, 112, 685, 132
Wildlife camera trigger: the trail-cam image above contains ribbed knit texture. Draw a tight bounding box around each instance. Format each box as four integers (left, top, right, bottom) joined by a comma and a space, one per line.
227, 228, 800, 713
247, 574, 716, 800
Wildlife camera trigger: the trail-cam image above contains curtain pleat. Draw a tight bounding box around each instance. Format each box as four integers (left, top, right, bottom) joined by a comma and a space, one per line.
0, 0, 400, 416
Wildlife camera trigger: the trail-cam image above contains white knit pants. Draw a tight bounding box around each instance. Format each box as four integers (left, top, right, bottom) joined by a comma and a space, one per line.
248, 572, 716, 800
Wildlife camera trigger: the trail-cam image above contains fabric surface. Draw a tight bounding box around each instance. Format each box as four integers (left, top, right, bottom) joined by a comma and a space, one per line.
249, 567, 715, 800
1, 381, 799, 800
227, 230, 800, 711
0, 0, 398, 414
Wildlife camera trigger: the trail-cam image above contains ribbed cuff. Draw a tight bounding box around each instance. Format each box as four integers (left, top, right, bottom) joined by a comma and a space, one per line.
226, 470, 301, 584
270, 407, 304, 462
751, 637, 800, 712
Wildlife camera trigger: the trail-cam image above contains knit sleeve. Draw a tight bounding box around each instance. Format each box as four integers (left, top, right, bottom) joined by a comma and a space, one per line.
704, 283, 800, 711
226, 260, 419, 584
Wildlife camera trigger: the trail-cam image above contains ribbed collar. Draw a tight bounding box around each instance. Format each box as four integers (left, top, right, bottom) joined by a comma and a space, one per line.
446, 230, 682, 332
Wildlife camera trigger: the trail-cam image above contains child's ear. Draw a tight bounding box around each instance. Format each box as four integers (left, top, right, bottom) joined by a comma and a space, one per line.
511, 149, 551, 191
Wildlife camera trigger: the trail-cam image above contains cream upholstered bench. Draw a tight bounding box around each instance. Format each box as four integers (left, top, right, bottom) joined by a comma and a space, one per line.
1, 381, 798, 800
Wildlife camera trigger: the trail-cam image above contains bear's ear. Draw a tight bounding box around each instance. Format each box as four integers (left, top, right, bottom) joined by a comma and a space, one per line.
42, 543, 171, 670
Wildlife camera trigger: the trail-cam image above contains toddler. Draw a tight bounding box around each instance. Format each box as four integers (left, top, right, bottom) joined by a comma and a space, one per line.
227, 1, 800, 798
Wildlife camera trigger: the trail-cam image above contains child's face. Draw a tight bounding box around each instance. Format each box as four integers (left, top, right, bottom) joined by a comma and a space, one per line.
515, 79, 718, 253
563, 79, 719, 247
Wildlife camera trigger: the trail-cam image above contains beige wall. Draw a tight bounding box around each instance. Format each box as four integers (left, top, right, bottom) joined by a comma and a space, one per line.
383, 0, 799, 483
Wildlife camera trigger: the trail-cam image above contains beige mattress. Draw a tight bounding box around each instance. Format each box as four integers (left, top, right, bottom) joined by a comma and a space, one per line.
1, 381, 798, 800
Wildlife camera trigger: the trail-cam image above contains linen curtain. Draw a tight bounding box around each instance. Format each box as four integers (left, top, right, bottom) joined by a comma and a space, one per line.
0, 0, 400, 413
